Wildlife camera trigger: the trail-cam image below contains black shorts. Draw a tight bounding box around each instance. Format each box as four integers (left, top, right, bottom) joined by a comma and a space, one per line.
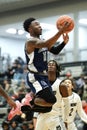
35, 87, 56, 104
21, 104, 52, 113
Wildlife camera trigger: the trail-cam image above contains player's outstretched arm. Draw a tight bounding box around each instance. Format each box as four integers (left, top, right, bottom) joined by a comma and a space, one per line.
77, 96, 87, 123
0, 85, 16, 109
26, 22, 70, 51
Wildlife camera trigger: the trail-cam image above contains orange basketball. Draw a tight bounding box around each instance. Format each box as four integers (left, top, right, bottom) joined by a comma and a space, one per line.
56, 15, 74, 33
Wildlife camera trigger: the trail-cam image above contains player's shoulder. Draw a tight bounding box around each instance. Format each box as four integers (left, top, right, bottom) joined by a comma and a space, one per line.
52, 78, 61, 87
52, 78, 61, 91
25, 37, 39, 51
55, 78, 61, 84
73, 92, 81, 99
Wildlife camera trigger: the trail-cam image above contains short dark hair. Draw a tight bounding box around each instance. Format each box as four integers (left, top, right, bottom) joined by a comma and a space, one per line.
23, 17, 36, 32
2, 121, 9, 128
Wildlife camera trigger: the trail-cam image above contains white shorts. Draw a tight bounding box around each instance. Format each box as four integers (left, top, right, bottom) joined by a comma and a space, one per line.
35, 113, 66, 130
67, 122, 77, 130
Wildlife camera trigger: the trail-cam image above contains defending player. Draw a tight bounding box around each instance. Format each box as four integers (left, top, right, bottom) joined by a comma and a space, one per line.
35, 60, 69, 130
61, 78, 87, 130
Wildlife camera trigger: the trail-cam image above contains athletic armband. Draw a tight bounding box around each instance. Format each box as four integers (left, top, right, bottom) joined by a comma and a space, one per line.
50, 42, 65, 54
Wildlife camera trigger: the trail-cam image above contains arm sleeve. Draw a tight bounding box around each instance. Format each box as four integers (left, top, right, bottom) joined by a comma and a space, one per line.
49, 41, 65, 55
77, 97, 87, 123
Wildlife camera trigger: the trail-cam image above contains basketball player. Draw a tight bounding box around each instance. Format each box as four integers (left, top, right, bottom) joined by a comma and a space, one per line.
23, 17, 70, 109
8, 18, 70, 119
0, 85, 16, 109
60, 78, 87, 130
35, 60, 69, 130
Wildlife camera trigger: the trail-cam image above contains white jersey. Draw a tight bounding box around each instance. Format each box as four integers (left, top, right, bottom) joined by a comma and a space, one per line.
50, 78, 64, 116
64, 92, 87, 123
64, 92, 87, 130
35, 78, 66, 130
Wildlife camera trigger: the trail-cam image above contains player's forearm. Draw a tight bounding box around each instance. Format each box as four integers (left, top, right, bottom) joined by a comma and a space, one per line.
80, 109, 87, 123
46, 31, 63, 49
77, 102, 87, 123
0, 85, 10, 100
49, 42, 65, 54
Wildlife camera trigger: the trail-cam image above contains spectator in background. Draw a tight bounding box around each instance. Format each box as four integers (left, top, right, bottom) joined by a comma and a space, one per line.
17, 57, 25, 66
75, 74, 85, 100
10, 120, 22, 130
0, 61, 18, 83
2, 121, 10, 130
22, 65, 28, 85
66, 70, 72, 79
0, 64, 16, 83
82, 100, 87, 130
2, 79, 10, 92
21, 122, 29, 130
82, 100, 87, 114
13, 63, 23, 84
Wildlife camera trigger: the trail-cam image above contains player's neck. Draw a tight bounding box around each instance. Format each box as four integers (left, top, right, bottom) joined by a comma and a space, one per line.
68, 91, 73, 96
48, 73, 56, 82
31, 34, 40, 38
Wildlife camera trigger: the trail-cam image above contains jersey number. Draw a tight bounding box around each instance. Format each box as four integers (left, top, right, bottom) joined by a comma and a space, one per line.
69, 108, 74, 116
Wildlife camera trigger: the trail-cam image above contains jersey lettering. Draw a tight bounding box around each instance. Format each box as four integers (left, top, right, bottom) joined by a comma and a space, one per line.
70, 103, 77, 107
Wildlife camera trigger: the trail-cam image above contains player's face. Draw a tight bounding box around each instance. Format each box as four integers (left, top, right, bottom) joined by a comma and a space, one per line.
30, 20, 42, 35
63, 79, 73, 90
48, 61, 56, 73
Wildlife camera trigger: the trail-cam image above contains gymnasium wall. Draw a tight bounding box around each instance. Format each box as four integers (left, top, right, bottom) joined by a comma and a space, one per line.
0, 1, 87, 62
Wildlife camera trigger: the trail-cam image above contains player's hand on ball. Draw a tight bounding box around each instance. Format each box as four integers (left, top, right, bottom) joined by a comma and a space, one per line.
56, 15, 74, 33
62, 33, 69, 44
58, 22, 71, 34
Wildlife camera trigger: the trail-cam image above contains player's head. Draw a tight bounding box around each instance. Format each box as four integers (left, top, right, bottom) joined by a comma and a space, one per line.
60, 78, 76, 91
48, 60, 61, 77
23, 17, 42, 36
23, 17, 35, 32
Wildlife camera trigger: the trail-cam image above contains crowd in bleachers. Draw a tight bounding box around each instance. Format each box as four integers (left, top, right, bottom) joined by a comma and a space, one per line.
0, 56, 87, 130
0, 57, 34, 130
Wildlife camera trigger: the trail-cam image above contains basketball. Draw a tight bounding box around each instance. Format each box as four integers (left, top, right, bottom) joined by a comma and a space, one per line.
56, 15, 74, 33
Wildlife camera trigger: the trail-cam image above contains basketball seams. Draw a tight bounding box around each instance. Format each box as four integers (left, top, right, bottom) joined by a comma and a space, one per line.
56, 15, 74, 33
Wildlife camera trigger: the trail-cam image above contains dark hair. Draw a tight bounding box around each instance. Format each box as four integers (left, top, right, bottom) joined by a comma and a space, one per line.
22, 122, 28, 128
10, 120, 18, 126
48, 60, 61, 77
2, 121, 9, 128
60, 78, 76, 90
23, 17, 36, 32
